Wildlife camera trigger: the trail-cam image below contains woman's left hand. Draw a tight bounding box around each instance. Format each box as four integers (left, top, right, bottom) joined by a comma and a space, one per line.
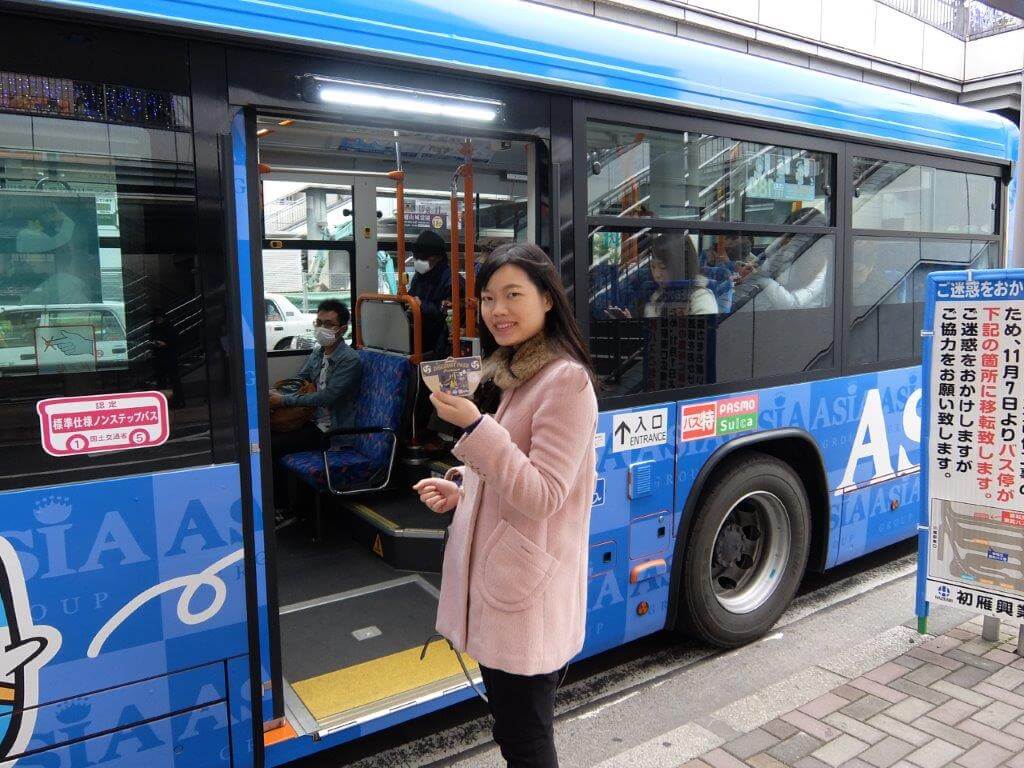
430, 390, 481, 428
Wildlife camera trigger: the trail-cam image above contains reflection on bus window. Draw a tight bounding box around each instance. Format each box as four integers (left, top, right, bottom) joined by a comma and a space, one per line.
848, 238, 998, 366
852, 158, 996, 235
587, 122, 833, 225
589, 221, 835, 396
0, 74, 213, 483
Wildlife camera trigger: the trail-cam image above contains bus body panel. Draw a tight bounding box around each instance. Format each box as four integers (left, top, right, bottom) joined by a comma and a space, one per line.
29, 0, 1018, 161
226, 655, 255, 768
0, 464, 247, 762
229, 108, 276, 730
15, 662, 225, 762
672, 367, 921, 578
585, 366, 923, 652
14, 702, 231, 768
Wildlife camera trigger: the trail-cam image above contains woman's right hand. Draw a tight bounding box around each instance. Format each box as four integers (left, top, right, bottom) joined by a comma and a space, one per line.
413, 478, 460, 514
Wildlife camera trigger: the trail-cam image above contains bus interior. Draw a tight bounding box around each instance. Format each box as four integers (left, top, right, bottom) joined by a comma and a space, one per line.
255, 114, 539, 734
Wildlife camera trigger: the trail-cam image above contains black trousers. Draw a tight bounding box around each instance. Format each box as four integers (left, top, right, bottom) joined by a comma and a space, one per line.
479, 664, 560, 768
269, 422, 323, 509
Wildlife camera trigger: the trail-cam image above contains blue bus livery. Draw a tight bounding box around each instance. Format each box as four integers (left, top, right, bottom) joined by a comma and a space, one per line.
0, 1, 1018, 766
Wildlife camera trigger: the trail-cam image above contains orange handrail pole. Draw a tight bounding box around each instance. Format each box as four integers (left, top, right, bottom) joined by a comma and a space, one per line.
355, 293, 424, 364
388, 170, 408, 295
449, 170, 463, 355
462, 152, 476, 338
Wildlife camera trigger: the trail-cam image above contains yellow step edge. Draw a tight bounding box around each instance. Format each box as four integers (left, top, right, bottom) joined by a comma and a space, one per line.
292, 640, 478, 722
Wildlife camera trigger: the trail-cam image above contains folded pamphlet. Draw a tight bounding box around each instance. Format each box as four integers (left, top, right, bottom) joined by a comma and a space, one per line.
420, 356, 483, 397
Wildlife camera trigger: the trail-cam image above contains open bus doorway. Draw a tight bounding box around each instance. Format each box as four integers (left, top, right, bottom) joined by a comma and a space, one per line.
252, 115, 543, 736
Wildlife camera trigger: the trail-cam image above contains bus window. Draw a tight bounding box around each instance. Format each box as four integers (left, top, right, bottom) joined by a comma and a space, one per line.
586, 119, 837, 398
589, 226, 836, 396
847, 156, 1002, 368
848, 238, 998, 366
852, 158, 997, 235
0, 69, 212, 488
587, 122, 833, 225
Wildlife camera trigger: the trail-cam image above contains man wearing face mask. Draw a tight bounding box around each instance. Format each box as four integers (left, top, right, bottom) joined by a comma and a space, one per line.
268, 299, 362, 519
408, 229, 461, 359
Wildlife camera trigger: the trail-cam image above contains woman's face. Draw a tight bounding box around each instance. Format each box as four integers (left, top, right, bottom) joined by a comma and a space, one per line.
650, 257, 669, 286
480, 264, 551, 347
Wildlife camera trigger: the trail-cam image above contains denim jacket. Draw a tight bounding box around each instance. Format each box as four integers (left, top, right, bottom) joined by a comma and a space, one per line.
283, 342, 362, 435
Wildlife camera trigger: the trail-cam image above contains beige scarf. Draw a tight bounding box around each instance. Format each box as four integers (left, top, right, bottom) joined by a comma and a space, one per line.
482, 333, 557, 391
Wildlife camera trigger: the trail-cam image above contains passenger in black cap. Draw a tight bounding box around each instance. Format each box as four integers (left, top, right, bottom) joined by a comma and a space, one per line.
408, 229, 463, 358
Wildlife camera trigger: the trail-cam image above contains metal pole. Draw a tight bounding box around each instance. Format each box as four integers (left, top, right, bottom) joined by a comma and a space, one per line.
1012, 60, 1024, 267
462, 142, 476, 341
450, 170, 462, 353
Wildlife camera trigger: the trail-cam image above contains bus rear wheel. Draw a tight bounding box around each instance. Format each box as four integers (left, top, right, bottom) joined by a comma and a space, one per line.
678, 452, 810, 648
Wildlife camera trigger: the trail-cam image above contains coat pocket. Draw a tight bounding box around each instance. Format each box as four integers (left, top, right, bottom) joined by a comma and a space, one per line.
479, 520, 557, 612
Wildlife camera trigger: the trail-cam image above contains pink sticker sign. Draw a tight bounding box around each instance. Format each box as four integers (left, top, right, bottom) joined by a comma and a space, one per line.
36, 391, 169, 457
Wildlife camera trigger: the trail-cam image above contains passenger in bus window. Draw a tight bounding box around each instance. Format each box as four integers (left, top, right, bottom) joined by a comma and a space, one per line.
409, 229, 462, 358
733, 208, 831, 310
607, 231, 718, 319
268, 299, 362, 519
413, 243, 598, 768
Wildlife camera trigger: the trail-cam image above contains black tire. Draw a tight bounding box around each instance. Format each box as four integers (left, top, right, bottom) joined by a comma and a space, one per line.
274, 337, 293, 351
678, 451, 810, 648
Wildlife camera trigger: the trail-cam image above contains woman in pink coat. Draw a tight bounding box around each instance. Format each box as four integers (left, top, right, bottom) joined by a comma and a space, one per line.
414, 242, 598, 768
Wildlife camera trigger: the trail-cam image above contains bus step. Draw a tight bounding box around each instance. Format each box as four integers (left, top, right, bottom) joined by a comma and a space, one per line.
337, 492, 449, 572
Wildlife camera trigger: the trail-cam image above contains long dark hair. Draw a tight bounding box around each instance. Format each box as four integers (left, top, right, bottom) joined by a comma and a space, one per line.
476, 242, 597, 392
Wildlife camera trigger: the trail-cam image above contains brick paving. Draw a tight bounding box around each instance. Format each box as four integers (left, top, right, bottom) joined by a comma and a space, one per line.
683, 618, 1024, 768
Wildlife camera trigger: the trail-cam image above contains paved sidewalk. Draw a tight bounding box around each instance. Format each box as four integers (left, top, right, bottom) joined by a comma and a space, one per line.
684, 617, 1024, 768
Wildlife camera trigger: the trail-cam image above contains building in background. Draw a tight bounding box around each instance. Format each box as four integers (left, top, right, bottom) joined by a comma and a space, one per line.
531, 0, 1022, 125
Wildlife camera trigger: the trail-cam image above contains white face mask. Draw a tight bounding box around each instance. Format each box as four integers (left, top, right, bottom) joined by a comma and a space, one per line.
315, 327, 338, 347
413, 258, 431, 275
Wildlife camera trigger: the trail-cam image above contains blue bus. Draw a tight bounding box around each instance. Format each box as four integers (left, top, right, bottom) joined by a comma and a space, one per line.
0, 1, 1018, 766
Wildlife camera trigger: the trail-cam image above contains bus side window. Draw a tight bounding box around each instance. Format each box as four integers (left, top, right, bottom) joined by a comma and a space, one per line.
0, 67, 215, 489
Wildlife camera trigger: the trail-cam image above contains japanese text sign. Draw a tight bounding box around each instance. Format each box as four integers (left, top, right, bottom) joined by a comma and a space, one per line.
36, 391, 169, 456
919, 270, 1024, 623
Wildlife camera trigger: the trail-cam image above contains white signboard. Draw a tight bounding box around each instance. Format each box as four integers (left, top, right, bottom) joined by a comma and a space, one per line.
611, 408, 668, 453
925, 284, 1024, 612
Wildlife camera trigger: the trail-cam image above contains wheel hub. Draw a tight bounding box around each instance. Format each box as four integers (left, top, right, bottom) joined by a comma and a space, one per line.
714, 524, 746, 566
708, 491, 791, 615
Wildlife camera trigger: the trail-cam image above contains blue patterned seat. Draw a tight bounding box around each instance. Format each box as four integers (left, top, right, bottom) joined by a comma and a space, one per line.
281, 349, 412, 494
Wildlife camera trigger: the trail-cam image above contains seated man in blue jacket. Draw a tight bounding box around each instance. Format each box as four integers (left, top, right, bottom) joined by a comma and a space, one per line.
269, 299, 362, 518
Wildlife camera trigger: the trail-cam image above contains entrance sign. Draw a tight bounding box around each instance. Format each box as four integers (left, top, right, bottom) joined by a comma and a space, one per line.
611, 407, 668, 452
36, 391, 169, 456
918, 269, 1024, 629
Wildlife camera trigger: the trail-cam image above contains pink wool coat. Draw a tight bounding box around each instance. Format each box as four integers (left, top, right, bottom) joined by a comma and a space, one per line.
436, 357, 598, 676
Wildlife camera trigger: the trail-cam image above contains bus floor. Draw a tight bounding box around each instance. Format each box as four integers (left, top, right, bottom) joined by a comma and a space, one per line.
274, 515, 474, 729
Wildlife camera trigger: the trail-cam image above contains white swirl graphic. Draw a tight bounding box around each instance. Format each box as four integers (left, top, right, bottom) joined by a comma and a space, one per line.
87, 548, 244, 658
